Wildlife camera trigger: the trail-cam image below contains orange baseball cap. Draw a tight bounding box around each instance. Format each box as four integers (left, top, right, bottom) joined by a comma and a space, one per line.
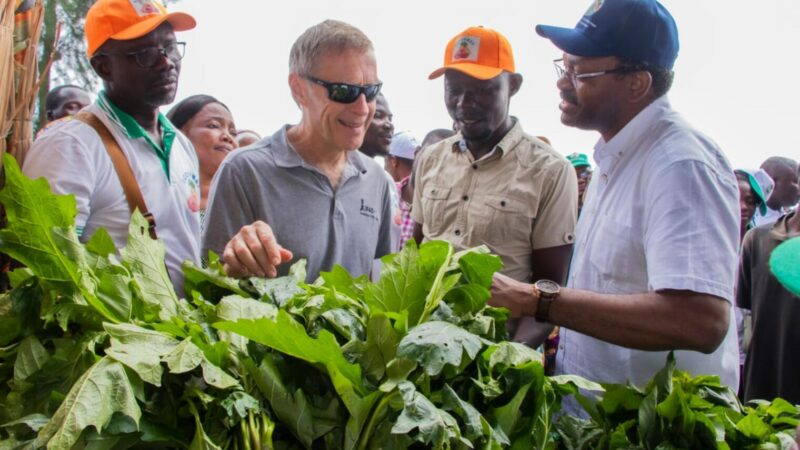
85, 0, 196, 57
429, 26, 515, 80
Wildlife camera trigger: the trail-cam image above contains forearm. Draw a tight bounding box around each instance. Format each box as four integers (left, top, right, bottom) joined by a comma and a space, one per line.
549, 288, 730, 353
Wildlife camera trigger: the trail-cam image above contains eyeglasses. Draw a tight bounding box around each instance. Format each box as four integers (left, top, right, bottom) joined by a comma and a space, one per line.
95, 42, 186, 68
553, 58, 634, 85
304, 76, 383, 104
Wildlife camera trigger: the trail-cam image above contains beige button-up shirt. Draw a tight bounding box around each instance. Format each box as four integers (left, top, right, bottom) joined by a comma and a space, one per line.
412, 120, 577, 282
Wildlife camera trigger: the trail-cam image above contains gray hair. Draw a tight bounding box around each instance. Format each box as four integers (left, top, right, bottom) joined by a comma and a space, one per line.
289, 20, 374, 76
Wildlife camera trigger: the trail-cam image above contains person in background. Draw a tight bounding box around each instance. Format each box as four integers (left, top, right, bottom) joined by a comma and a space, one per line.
202, 20, 393, 282
414, 26, 577, 347
566, 152, 592, 214
359, 93, 394, 158
734, 169, 772, 242
235, 129, 261, 147
45, 84, 92, 123
167, 95, 238, 214
737, 199, 800, 404
385, 131, 418, 250
23, 0, 199, 295
490, 0, 740, 406
753, 157, 799, 226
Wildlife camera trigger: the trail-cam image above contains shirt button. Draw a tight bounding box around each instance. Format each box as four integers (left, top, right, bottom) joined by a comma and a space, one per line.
500, 200, 506, 207
462, 195, 469, 201
472, 164, 478, 170
455, 229, 461, 236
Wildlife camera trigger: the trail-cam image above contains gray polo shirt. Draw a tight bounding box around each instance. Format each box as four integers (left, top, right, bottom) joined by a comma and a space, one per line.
202, 125, 393, 282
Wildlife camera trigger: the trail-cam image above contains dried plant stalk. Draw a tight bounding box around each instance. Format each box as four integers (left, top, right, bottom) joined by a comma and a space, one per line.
0, 0, 16, 156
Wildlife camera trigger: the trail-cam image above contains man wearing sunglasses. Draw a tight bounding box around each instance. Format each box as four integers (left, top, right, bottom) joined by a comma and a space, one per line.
488, 0, 741, 404
202, 20, 393, 282
412, 26, 578, 348
23, 0, 200, 295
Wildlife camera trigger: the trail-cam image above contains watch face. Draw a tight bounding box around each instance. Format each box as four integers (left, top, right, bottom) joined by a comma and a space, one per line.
536, 279, 559, 295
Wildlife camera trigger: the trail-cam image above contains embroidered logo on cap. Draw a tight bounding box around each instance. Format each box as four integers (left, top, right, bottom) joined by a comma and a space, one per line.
129, 0, 161, 16
452, 36, 479, 62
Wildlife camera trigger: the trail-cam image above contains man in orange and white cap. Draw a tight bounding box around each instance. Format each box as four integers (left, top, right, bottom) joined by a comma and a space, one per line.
412, 26, 578, 348
23, 0, 200, 295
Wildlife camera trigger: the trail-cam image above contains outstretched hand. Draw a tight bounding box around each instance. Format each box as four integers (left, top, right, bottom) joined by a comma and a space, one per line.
222, 220, 293, 278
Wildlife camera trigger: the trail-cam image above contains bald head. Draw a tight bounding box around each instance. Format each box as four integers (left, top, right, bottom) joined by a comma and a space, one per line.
760, 156, 799, 209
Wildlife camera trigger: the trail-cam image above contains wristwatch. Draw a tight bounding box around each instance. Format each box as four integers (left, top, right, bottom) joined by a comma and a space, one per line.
534, 279, 560, 322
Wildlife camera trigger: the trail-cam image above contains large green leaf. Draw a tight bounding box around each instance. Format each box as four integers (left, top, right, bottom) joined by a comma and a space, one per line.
390, 381, 466, 448
215, 295, 277, 350
120, 212, 179, 320
364, 240, 431, 330
33, 357, 141, 450
397, 321, 484, 376
162, 338, 205, 374
0, 155, 79, 282
104, 323, 178, 386
13, 335, 50, 382
214, 311, 364, 397
360, 312, 400, 383
441, 384, 484, 440
483, 342, 540, 373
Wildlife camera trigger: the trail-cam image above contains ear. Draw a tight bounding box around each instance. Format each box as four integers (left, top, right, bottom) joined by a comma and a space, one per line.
508, 73, 524, 97
288, 73, 307, 108
628, 71, 653, 103
90, 55, 113, 82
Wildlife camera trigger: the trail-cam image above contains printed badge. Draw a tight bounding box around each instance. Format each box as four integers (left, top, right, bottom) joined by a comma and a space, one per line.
129, 0, 162, 16
182, 172, 200, 213
452, 36, 480, 62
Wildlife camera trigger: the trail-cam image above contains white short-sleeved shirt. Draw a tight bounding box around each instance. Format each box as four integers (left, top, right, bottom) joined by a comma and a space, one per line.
557, 97, 741, 390
23, 102, 201, 294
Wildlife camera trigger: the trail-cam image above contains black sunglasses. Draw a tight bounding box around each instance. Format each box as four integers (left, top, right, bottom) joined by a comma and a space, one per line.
304, 76, 382, 104
95, 42, 186, 68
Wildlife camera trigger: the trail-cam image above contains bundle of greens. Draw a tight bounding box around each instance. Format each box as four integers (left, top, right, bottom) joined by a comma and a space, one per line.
0, 154, 594, 449
555, 352, 800, 449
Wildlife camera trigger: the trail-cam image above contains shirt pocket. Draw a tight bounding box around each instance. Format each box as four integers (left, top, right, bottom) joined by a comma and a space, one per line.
587, 217, 646, 292
473, 194, 534, 248
421, 185, 452, 237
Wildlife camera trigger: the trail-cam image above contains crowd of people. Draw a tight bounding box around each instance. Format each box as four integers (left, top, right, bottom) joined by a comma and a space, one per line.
23, 0, 800, 426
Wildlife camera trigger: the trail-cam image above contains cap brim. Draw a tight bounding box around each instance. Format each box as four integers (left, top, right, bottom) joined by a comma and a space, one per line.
534, 24, 611, 57
769, 236, 800, 296
747, 173, 768, 215
428, 63, 504, 81
111, 12, 196, 41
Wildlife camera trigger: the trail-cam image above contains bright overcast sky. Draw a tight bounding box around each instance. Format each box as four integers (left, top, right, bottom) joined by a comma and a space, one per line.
167, 0, 799, 170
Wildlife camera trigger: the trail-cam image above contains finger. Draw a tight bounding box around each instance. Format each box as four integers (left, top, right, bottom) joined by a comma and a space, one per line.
279, 248, 293, 262
255, 222, 282, 267
222, 238, 254, 278
237, 225, 275, 277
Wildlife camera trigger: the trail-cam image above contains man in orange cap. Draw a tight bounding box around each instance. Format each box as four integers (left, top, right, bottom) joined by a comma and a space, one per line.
23, 0, 199, 295
412, 26, 578, 347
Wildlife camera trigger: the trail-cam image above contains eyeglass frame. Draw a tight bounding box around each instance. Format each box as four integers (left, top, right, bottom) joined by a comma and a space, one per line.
303, 75, 383, 104
553, 58, 638, 85
93, 42, 186, 68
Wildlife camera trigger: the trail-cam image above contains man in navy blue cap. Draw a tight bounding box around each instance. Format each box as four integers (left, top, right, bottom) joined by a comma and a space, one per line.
489, 0, 741, 398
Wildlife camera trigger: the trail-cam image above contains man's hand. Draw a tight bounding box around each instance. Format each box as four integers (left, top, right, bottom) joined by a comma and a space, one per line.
489, 272, 537, 318
222, 221, 293, 278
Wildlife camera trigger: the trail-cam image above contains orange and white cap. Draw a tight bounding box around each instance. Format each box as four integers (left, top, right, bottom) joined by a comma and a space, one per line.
85, 0, 196, 57
429, 26, 515, 80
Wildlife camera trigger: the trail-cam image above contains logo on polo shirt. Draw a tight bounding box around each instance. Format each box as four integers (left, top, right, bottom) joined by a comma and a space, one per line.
359, 198, 379, 222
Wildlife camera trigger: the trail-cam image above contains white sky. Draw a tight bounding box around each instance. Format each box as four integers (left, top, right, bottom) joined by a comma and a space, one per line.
168, 0, 800, 170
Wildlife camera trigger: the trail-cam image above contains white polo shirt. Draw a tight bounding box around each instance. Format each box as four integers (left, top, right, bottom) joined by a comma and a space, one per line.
23, 101, 201, 295
557, 96, 740, 390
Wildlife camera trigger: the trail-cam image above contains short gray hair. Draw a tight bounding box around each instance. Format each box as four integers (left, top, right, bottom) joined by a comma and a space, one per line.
289, 20, 374, 76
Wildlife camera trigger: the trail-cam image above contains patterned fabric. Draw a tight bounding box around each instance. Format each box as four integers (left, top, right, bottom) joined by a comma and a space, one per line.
396, 176, 414, 250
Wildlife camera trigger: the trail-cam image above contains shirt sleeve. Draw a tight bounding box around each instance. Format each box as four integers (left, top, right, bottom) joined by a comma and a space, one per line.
643, 159, 740, 302
22, 127, 96, 236
531, 158, 578, 250
201, 158, 256, 261
375, 173, 394, 259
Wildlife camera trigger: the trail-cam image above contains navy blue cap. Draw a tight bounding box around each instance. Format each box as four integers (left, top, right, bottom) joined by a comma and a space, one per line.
536, 0, 679, 70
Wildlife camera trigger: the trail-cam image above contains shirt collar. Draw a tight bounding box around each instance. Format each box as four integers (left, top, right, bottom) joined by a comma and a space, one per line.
98, 91, 175, 139
451, 117, 524, 161
593, 96, 671, 174
273, 125, 369, 175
